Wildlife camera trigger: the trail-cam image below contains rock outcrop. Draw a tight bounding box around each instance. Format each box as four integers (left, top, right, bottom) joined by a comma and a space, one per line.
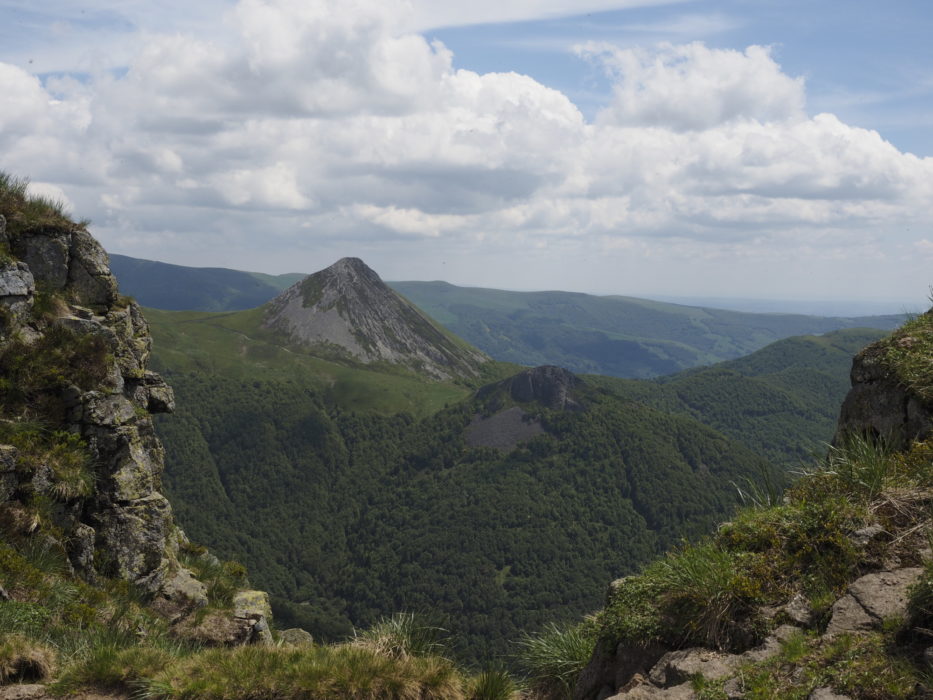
262, 257, 489, 380
834, 332, 933, 448
465, 365, 583, 450
0, 211, 259, 634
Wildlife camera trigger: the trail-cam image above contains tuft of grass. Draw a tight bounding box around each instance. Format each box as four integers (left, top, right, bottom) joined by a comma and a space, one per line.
0, 634, 56, 684
53, 640, 179, 694
0, 421, 94, 502
821, 433, 898, 502
647, 543, 763, 650
467, 665, 519, 700
907, 539, 933, 642
179, 552, 248, 609
0, 171, 79, 239
516, 621, 596, 699
880, 309, 933, 401
352, 612, 447, 660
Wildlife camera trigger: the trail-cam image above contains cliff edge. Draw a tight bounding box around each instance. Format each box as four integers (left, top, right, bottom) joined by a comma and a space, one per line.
0, 176, 271, 657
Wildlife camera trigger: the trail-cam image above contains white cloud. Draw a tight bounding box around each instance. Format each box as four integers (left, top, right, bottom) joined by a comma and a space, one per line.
580, 42, 805, 130
1, 0, 932, 301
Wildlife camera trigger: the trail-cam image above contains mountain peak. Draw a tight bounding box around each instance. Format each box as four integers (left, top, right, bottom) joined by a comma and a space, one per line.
262, 257, 488, 380
327, 256, 379, 279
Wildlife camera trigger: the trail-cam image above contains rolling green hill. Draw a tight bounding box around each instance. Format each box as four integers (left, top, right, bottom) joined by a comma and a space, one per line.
110, 254, 304, 311
146, 306, 776, 664
390, 281, 903, 378
590, 327, 887, 467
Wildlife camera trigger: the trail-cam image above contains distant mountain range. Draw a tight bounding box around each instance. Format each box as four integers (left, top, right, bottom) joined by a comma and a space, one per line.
111, 254, 903, 378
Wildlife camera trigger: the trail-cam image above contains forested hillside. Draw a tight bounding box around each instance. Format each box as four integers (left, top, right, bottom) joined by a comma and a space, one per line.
390, 281, 903, 377
592, 328, 887, 466
110, 253, 304, 311
147, 307, 777, 663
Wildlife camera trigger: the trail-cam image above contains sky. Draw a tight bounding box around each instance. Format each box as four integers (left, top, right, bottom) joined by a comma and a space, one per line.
1, 0, 932, 308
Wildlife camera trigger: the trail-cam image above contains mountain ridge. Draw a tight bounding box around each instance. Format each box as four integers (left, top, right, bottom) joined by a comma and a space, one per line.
109, 253, 905, 379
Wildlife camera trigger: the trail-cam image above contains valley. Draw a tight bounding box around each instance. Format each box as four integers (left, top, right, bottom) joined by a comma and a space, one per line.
122, 255, 890, 665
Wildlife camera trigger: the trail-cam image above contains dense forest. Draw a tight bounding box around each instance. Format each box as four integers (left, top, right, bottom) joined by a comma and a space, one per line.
155, 367, 772, 663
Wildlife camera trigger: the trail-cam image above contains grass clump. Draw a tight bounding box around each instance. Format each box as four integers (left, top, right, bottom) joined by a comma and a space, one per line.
0, 172, 80, 240
598, 542, 765, 653
0, 421, 94, 502
881, 309, 933, 401
0, 633, 56, 684
0, 324, 110, 420
467, 665, 520, 700
53, 640, 179, 694
351, 612, 447, 660
180, 551, 248, 609
516, 620, 596, 698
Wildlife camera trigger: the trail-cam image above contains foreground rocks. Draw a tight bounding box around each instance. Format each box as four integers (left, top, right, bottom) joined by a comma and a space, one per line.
0, 213, 265, 632
581, 563, 923, 699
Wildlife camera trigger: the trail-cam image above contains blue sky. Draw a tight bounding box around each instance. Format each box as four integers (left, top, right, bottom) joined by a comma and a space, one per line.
431, 0, 933, 157
1, 0, 932, 309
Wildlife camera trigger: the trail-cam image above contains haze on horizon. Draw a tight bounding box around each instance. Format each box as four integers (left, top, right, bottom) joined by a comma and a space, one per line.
1, 0, 931, 307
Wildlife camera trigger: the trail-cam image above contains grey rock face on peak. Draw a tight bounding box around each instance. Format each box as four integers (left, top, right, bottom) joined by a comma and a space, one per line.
263, 257, 488, 380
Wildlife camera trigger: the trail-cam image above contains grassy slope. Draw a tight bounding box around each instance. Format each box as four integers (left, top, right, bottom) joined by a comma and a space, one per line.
389, 281, 903, 378
588, 328, 887, 467
145, 307, 484, 417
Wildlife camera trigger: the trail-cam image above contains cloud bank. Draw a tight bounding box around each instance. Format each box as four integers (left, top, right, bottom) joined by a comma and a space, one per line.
1, 0, 931, 299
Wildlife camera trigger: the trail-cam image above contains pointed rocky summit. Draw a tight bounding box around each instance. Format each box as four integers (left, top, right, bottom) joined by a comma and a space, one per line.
262, 257, 489, 380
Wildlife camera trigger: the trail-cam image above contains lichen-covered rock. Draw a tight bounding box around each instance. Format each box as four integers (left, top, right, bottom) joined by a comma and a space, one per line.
574, 640, 668, 700
171, 609, 260, 647
648, 648, 739, 687
10, 227, 71, 289
234, 589, 274, 645
66, 523, 97, 579
151, 566, 208, 622
0, 261, 35, 321
279, 628, 314, 646
67, 228, 118, 308
825, 568, 922, 637
92, 494, 173, 591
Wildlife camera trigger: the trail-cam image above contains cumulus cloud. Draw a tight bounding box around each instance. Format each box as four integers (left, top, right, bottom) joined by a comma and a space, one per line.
580, 42, 806, 130
1, 0, 932, 299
